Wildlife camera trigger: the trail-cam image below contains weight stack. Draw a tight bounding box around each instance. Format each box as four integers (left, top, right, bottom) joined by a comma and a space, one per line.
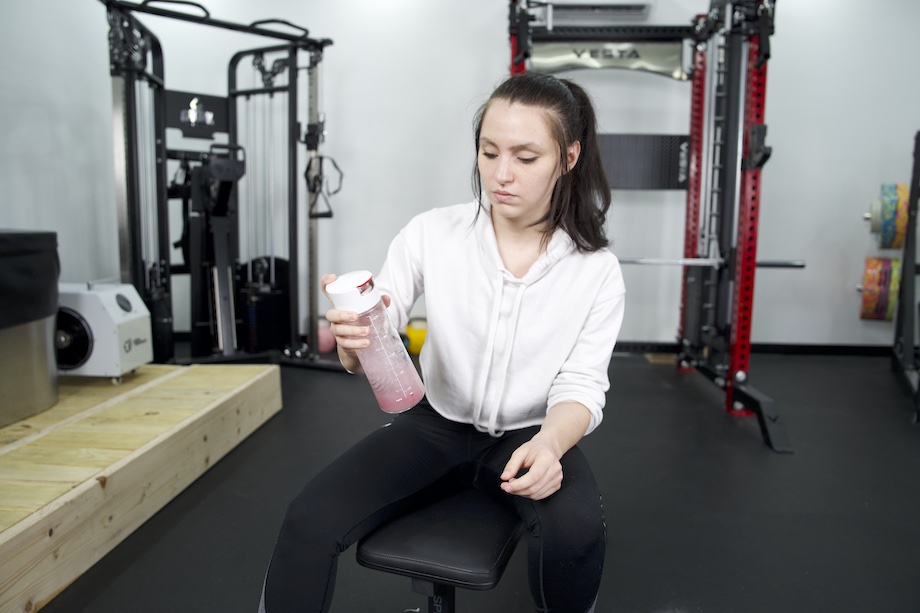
240, 285, 290, 354
146, 288, 175, 363
0, 231, 60, 428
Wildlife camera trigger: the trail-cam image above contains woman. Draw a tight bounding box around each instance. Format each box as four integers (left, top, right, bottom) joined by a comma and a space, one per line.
260, 72, 626, 613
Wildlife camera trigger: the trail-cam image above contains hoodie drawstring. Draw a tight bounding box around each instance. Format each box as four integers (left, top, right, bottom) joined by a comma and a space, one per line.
470, 273, 504, 432
485, 281, 527, 436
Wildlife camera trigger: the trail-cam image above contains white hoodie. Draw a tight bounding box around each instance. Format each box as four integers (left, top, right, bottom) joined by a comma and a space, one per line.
375, 201, 626, 437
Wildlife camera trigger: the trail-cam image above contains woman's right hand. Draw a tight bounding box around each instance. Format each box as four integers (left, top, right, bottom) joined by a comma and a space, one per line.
322, 274, 369, 361
321, 273, 391, 370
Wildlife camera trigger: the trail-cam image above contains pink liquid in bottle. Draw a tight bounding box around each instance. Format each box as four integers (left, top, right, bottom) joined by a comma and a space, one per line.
353, 300, 425, 412
326, 271, 425, 413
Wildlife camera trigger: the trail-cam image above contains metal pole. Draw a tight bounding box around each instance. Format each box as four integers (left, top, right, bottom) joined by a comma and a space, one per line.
717, 26, 748, 341
679, 38, 708, 354
893, 132, 920, 421
305, 52, 321, 360
291, 47, 306, 357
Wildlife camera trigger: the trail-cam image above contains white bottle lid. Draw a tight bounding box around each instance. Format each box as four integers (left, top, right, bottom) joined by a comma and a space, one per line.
325, 270, 381, 314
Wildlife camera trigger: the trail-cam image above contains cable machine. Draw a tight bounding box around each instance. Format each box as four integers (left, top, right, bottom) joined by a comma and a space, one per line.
104, 0, 339, 366
510, 0, 795, 452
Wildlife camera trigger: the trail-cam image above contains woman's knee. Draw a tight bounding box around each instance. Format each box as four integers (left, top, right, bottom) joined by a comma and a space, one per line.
524, 471, 606, 559
279, 489, 350, 554
540, 500, 605, 556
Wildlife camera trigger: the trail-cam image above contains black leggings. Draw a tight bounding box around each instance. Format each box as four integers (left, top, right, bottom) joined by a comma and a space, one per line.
261, 401, 606, 612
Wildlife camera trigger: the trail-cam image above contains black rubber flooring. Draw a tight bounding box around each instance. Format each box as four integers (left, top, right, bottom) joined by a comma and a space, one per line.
38, 353, 920, 612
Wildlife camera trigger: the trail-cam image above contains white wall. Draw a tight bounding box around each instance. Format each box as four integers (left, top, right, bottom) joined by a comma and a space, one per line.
754, 0, 920, 346
1, 0, 918, 346
0, 0, 119, 284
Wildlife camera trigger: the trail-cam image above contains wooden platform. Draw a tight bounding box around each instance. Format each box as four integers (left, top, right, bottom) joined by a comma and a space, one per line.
0, 363, 282, 613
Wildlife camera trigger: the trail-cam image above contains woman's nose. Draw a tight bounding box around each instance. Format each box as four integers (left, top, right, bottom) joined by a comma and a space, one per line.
495, 157, 512, 183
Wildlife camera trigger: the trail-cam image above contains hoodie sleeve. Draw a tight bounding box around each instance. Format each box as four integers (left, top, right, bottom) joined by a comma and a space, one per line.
374, 217, 426, 331
546, 258, 626, 435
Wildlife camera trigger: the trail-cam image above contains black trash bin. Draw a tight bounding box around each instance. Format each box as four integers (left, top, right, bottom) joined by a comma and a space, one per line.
0, 231, 60, 428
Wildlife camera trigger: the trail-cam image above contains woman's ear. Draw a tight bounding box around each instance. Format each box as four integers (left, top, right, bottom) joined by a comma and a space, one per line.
565, 140, 582, 173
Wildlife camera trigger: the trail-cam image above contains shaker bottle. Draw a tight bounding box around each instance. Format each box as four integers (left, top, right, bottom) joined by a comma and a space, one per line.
325, 270, 425, 413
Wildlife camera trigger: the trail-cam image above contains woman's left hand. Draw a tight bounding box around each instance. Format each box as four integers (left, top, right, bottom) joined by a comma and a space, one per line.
500, 438, 563, 500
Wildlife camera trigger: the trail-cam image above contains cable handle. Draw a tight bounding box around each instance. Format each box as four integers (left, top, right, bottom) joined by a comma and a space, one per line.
208, 143, 246, 162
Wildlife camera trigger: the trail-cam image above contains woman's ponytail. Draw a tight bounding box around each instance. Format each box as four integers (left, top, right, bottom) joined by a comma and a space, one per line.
559, 79, 610, 251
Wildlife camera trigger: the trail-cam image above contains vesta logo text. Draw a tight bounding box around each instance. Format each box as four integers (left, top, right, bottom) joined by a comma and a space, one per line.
573, 48, 641, 60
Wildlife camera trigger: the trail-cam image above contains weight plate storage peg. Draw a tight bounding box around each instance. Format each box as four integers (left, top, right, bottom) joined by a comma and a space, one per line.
859, 257, 901, 321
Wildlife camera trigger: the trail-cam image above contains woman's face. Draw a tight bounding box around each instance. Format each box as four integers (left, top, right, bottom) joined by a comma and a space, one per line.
477, 100, 578, 230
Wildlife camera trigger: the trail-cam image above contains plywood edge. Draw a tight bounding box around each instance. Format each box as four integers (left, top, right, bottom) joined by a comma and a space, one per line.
0, 364, 282, 613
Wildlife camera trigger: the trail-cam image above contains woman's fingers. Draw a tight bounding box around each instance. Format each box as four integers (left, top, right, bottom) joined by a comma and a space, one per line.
324, 308, 368, 351
500, 443, 563, 500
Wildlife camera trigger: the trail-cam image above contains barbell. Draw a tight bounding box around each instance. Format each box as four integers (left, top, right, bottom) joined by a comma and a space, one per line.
618, 257, 805, 268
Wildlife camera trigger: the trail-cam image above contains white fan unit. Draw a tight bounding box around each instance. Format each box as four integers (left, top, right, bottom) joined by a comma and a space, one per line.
56, 283, 153, 378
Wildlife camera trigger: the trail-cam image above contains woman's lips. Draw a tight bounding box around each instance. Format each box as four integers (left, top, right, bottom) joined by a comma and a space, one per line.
492, 190, 515, 204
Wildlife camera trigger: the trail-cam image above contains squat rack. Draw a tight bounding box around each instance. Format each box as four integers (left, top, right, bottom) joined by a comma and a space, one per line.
510, 0, 794, 452
103, 0, 338, 367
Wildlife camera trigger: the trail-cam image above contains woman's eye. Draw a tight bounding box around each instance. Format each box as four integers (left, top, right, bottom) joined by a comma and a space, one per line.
481, 151, 498, 159
519, 157, 537, 164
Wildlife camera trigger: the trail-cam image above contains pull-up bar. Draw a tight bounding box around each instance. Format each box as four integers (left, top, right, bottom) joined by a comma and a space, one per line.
102, 0, 331, 48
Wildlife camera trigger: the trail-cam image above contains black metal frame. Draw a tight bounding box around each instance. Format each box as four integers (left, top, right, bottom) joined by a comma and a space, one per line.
107, 5, 173, 361
103, 0, 335, 365
675, 2, 790, 453
227, 43, 302, 360
892, 131, 920, 425
106, 0, 314, 42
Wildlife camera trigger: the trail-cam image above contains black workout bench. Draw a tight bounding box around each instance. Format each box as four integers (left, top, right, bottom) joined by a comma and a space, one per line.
357, 487, 524, 613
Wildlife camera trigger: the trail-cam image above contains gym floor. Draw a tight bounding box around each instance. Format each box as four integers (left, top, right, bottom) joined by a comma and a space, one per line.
39, 352, 920, 613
